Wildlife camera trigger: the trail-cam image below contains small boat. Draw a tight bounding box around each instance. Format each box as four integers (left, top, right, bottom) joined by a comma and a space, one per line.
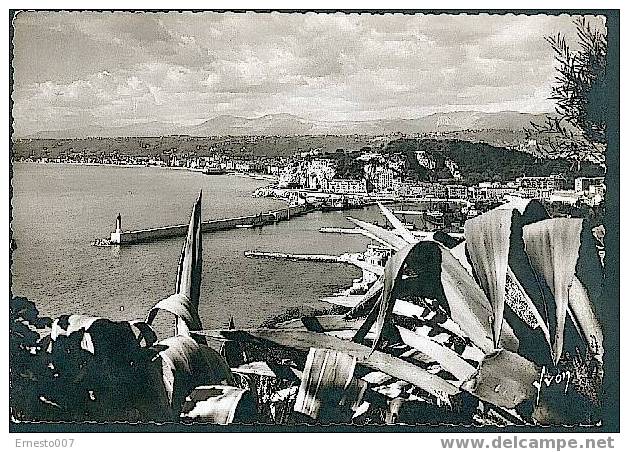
321, 204, 345, 212
204, 166, 226, 175
235, 224, 254, 229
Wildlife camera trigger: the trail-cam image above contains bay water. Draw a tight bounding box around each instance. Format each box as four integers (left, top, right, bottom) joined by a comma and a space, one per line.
11, 163, 391, 329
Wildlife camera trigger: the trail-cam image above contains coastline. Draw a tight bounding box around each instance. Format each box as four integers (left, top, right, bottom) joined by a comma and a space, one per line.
13, 160, 280, 182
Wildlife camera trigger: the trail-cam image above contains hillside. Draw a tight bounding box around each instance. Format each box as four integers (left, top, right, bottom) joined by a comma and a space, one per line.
383, 139, 605, 185
11, 135, 376, 160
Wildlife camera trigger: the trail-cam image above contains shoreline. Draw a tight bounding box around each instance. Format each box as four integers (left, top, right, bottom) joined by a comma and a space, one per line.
14, 161, 280, 182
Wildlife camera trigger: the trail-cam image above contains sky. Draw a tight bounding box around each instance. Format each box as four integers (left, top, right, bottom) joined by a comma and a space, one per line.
11, 11, 606, 136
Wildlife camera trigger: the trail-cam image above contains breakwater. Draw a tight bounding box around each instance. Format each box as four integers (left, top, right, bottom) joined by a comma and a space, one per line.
109, 204, 310, 245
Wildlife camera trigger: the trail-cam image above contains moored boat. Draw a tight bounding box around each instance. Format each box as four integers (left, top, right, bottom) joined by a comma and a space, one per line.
204, 166, 226, 175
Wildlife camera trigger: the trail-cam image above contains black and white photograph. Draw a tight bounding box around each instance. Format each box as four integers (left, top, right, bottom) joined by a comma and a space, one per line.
8, 7, 620, 437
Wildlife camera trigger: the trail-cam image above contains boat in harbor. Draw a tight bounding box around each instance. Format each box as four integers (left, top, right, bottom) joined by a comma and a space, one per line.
403, 222, 416, 231
321, 197, 348, 212
236, 213, 266, 229
204, 166, 226, 175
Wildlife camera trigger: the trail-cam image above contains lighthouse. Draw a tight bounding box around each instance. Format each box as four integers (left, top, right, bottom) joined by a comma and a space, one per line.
110, 213, 122, 244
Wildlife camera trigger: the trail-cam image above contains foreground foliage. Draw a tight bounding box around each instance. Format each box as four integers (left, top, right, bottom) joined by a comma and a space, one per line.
10, 196, 606, 425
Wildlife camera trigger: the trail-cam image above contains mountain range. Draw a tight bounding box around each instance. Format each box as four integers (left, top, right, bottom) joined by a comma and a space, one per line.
23, 111, 550, 139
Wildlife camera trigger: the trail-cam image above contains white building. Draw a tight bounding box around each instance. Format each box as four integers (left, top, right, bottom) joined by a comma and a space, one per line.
278, 165, 302, 188
364, 160, 401, 192
575, 176, 605, 193
549, 190, 579, 205
446, 184, 468, 199
306, 159, 336, 190
326, 178, 367, 194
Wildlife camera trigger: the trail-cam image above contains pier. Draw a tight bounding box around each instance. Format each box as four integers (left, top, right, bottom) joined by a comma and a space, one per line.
102, 196, 387, 246
108, 204, 311, 245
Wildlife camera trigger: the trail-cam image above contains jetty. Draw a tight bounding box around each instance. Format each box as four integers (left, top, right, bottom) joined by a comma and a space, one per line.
244, 250, 385, 276
103, 197, 376, 245
107, 204, 310, 245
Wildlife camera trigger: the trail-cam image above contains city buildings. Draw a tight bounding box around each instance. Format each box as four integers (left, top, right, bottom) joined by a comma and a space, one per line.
325, 178, 368, 194
575, 176, 605, 193
17, 146, 604, 208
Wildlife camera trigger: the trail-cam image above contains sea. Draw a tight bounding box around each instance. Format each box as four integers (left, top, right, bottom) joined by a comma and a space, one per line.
11, 163, 399, 330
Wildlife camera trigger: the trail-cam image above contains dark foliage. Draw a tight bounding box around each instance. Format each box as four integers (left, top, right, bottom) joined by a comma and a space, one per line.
526, 18, 607, 166
9, 296, 166, 422
384, 138, 603, 185
323, 150, 365, 179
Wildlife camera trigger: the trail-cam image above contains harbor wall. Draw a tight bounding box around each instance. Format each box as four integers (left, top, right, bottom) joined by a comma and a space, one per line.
110, 204, 310, 245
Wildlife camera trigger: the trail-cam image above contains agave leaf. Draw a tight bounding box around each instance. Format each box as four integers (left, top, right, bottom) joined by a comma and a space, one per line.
372, 243, 418, 351
232, 361, 302, 381
461, 348, 539, 409
274, 315, 364, 332
436, 242, 520, 353
397, 326, 477, 384
567, 278, 603, 361
180, 385, 255, 424
294, 348, 359, 421
465, 199, 553, 360
523, 218, 584, 364
175, 191, 205, 342
158, 335, 234, 413
465, 209, 513, 347
146, 293, 203, 337
377, 201, 418, 244
346, 217, 409, 250
146, 193, 206, 343
177, 191, 203, 309
202, 328, 459, 402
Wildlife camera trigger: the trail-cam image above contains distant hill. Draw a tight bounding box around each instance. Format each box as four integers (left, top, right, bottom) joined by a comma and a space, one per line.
22, 111, 551, 139
186, 113, 318, 136
185, 111, 549, 136
26, 121, 184, 139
